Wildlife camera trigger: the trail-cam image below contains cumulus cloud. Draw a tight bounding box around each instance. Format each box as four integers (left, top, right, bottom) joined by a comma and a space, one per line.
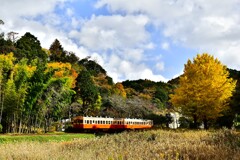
96, 0, 240, 70
70, 14, 150, 51
0, 0, 67, 20
67, 13, 168, 82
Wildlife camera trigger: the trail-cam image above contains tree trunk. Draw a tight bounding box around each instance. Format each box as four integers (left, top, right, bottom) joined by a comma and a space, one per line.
193, 115, 198, 129
203, 117, 208, 130
18, 119, 22, 133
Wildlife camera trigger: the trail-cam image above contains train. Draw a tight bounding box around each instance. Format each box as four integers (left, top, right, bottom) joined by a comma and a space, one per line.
71, 116, 153, 132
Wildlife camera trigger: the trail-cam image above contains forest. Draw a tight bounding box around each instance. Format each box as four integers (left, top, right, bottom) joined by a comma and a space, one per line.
1, 20, 240, 133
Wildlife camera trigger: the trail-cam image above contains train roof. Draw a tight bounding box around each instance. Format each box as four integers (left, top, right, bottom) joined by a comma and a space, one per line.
73, 116, 152, 122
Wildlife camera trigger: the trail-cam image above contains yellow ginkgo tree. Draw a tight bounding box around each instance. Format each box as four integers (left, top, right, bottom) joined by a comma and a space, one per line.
170, 53, 236, 129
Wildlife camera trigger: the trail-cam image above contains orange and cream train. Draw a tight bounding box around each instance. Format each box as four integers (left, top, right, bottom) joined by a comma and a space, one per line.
72, 116, 153, 131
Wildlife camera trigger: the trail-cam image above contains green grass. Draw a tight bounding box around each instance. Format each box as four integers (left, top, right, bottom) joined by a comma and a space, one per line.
0, 133, 94, 143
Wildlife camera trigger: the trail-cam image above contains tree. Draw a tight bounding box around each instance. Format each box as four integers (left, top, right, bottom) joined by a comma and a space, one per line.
78, 57, 107, 76
15, 32, 47, 62
0, 20, 4, 39
170, 53, 236, 129
74, 70, 99, 115
113, 83, 127, 98
49, 39, 65, 62
7, 32, 18, 43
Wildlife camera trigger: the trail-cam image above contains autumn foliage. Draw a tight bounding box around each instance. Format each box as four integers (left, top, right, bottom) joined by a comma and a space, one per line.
170, 53, 236, 129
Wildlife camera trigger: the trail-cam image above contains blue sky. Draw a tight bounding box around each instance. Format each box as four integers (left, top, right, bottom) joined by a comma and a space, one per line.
1, 0, 240, 82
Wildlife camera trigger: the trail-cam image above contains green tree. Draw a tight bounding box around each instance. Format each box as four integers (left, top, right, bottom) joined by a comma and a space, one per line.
49, 39, 65, 62
15, 32, 47, 62
23, 61, 53, 133
41, 78, 75, 132
170, 53, 236, 129
74, 70, 99, 115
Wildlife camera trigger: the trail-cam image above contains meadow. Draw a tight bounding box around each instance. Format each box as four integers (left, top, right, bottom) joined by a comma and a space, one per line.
0, 129, 239, 160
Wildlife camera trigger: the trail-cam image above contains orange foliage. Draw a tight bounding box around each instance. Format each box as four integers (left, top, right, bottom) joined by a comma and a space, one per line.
47, 62, 78, 88
114, 83, 127, 98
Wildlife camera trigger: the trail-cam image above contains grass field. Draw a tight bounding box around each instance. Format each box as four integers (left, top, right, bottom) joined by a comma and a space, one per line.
0, 129, 239, 160
0, 133, 94, 143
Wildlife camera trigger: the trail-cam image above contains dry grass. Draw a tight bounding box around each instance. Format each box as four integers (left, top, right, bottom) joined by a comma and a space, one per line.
0, 129, 240, 160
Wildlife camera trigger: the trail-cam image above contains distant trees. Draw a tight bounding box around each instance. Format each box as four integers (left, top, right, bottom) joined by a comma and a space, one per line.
102, 95, 154, 118
170, 53, 236, 129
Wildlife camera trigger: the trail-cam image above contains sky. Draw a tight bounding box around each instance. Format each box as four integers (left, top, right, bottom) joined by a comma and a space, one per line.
1, 0, 240, 83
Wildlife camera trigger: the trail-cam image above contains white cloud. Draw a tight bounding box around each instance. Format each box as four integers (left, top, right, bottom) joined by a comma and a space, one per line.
101, 54, 167, 82
69, 14, 149, 50
161, 42, 169, 50
96, 0, 240, 71
0, 0, 67, 20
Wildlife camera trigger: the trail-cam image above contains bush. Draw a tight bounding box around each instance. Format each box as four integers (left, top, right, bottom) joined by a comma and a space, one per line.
0, 124, 2, 133
179, 117, 190, 128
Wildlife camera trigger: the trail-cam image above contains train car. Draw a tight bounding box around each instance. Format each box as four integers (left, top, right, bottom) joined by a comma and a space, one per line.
72, 116, 153, 132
